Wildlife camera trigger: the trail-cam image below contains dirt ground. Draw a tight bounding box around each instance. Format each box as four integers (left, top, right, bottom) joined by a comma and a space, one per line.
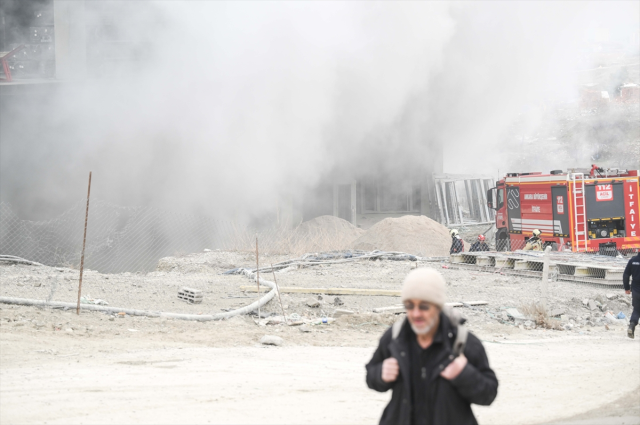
1, 250, 639, 424
0, 250, 634, 330
0, 306, 638, 425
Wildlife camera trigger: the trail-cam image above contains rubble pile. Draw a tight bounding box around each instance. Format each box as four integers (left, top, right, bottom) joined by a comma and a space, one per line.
290, 215, 364, 253
462, 292, 632, 333
1, 249, 634, 340
352, 215, 457, 256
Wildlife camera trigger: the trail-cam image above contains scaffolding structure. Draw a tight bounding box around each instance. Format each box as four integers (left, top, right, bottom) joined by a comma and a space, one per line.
433, 173, 495, 227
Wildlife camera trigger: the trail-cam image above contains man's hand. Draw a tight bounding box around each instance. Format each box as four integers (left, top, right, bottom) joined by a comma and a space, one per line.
381, 357, 399, 383
440, 354, 468, 380
625, 290, 631, 295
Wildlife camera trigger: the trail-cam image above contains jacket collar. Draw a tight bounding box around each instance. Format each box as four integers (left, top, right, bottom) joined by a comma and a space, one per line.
389, 313, 458, 382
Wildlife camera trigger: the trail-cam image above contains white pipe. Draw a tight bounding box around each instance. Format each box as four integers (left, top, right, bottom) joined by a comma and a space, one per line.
0, 271, 277, 321
0, 250, 432, 320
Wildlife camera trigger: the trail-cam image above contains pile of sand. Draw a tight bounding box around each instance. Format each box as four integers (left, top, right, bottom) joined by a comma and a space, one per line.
288, 215, 365, 253
352, 215, 457, 256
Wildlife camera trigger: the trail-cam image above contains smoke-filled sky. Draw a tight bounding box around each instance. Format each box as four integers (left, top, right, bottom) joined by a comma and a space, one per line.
1, 1, 638, 220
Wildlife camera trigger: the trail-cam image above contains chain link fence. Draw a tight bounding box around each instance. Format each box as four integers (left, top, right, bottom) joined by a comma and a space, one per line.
0, 200, 414, 316
0, 199, 633, 321
0, 199, 366, 274
0, 199, 272, 274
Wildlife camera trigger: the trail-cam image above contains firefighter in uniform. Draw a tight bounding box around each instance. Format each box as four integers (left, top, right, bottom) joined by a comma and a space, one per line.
623, 253, 640, 339
449, 229, 464, 254
470, 234, 490, 252
523, 229, 543, 251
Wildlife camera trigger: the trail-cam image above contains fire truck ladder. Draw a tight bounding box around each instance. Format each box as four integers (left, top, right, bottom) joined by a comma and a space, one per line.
571, 173, 588, 252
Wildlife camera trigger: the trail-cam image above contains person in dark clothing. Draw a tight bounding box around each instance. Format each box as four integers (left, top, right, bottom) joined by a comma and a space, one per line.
623, 253, 640, 339
449, 229, 464, 254
469, 235, 490, 252
366, 268, 498, 425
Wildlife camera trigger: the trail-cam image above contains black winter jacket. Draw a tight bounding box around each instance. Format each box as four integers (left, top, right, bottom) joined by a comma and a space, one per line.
450, 237, 464, 254
623, 254, 640, 294
365, 314, 498, 425
469, 241, 490, 252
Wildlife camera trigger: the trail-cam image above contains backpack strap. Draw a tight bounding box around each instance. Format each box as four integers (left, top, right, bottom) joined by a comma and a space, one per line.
442, 305, 468, 357
452, 323, 468, 357
391, 317, 405, 340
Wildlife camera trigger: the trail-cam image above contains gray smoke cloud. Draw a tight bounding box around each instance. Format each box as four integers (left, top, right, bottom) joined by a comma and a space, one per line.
1, 1, 638, 221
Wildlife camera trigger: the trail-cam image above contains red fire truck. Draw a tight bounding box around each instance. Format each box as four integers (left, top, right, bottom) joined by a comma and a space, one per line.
487, 165, 640, 253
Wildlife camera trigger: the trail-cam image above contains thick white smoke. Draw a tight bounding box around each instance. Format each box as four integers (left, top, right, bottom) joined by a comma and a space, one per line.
1, 1, 637, 220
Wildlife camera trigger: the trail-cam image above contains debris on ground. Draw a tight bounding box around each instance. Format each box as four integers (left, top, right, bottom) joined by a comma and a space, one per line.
260, 335, 283, 346
306, 299, 320, 308
80, 297, 109, 306
333, 309, 355, 318
0, 249, 634, 338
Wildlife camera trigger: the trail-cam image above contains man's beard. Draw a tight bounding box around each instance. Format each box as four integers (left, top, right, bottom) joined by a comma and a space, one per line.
410, 316, 437, 335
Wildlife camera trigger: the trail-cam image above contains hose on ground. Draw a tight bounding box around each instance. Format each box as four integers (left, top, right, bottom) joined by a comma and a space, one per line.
0, 255, 43, 266
0, 269, 277, 321
223, 250, 447, 275
0, 250, 442, 319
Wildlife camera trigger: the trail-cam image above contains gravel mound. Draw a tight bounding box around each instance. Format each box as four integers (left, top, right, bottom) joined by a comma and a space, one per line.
290, 215, 365, 253
352, 215, 455, 256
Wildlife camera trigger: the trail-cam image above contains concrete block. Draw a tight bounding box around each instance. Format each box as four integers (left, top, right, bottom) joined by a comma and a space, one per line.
495, 258, 514, 269
334, 309, 355, 317
372, 305, 403, 314
450, 254, 464, 263
588, 299, 598, 311
260, 335, 283, 346
604, 269, 624, 281
476, 256, 493, 266
574, 267, 590, 277
514, 260, 529, 270
178, 287, 203, 304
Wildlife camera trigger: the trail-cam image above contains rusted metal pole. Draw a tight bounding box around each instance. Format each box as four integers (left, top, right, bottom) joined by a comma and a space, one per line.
76, 172, 92, 315
255, 235, 260, 319
271, 263, 287, 324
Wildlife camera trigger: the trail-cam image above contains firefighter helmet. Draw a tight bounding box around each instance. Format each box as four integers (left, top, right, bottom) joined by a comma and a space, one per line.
450, 229, 459, 237
532, 229, 541, 237
478, 234, 486, 241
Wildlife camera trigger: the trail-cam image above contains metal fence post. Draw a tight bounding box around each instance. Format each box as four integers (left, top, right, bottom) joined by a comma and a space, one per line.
76, 172, 92, 315
540, 245, 552, 310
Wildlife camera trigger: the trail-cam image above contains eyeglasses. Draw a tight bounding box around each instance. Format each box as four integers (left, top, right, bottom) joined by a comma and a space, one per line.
403, 301, 431, 311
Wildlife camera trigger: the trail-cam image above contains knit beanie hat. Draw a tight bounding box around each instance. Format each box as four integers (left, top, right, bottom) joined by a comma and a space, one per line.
401, 268, 446, 308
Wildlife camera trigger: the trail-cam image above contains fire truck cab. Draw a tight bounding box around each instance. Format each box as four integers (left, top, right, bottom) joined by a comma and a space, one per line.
487, 166, 640, 253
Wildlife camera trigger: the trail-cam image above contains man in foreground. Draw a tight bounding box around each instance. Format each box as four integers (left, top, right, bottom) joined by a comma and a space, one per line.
365, 268, 498, 425
623, 252, 640, 339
